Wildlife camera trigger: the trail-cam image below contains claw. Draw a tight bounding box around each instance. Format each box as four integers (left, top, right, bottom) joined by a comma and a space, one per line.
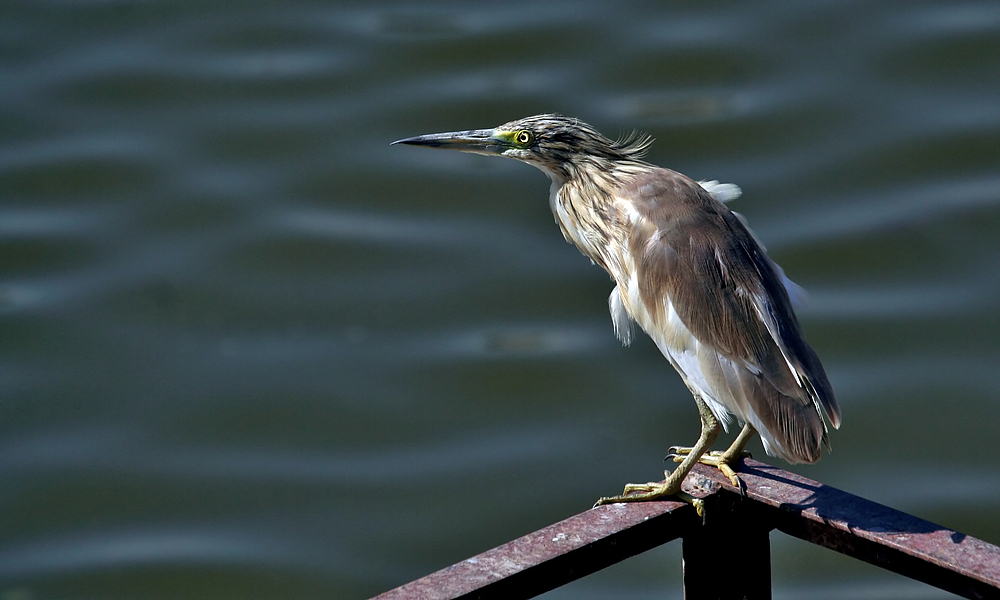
734, 475, 747, 497
718, 462, 739, 484
593, 469, 686, 506
595, 405, 727, 511
716, 463, 747, 495
675, 492, 705, 518
594, 485, 707, 518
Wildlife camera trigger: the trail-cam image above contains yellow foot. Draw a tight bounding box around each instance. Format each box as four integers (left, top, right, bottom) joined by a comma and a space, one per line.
592, 472, 705, 516
666, 446, 750, 492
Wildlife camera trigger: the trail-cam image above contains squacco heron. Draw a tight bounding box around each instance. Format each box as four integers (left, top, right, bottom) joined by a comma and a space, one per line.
393, 114, 841, 507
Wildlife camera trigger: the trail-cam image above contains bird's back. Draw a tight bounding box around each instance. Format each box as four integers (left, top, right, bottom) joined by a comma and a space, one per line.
556, 167, 840, 464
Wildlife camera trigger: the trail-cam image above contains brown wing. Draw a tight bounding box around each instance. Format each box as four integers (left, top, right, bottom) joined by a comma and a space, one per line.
624, 169, 840, 463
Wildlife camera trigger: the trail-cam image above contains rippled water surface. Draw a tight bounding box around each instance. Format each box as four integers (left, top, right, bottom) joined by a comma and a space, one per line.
2, 2, 1000, 599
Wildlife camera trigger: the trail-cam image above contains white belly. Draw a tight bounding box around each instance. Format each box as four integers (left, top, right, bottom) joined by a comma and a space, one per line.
614, 278, 736, 431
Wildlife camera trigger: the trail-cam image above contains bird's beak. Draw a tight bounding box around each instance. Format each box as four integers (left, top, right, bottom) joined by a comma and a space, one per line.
391, 129, 508, 156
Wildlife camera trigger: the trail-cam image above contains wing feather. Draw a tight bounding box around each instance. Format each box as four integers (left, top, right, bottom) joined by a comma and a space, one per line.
623, 169, 840, 463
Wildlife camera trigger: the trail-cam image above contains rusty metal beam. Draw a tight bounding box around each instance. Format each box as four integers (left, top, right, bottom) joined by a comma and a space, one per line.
687, 459, 1000, 600
370, 496, 701, 600
372, 459, 1000, 600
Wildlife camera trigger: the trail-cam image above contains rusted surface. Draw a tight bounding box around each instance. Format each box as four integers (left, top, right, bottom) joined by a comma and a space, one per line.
372, 460, 1000, 600
689, 460, 1000, 599
371, 497, 698, 600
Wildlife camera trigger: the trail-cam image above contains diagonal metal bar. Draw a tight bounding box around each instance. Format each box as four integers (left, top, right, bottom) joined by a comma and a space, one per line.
371, 496, 704, 600
372, 459, 1000, 600
687, 459, 1000, 600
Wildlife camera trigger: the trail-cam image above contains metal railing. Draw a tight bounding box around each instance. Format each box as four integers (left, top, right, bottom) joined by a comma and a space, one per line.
371, 458, 1000, 599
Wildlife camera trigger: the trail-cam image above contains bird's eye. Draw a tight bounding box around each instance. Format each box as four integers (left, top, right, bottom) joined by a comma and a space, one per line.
514, 130, 533, 145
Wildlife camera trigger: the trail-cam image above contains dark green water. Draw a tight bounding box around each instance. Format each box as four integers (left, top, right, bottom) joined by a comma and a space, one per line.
2, 1, 999, 598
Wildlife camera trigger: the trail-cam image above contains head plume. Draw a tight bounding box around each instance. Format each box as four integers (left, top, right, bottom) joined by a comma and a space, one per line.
495, 114, 655, 165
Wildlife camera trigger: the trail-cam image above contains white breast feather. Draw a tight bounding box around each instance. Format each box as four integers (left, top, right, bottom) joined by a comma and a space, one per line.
608, 286, 634, 346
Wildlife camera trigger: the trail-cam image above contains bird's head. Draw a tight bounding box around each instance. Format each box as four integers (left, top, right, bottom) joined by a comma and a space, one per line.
393, 114, 653, 182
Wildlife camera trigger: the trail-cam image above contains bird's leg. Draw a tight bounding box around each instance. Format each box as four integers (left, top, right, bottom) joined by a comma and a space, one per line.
594, 394, 720, 512
669, 423, 755, 491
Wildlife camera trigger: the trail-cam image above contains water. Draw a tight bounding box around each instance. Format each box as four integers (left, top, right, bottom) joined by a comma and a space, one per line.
2, 1, 999, 598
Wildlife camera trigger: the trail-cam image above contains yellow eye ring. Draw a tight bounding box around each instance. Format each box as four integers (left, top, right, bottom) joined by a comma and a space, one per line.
514, 130, 533, 145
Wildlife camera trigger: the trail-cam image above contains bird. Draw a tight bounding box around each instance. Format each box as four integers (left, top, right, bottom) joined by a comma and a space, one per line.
392, 114, 841, 508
